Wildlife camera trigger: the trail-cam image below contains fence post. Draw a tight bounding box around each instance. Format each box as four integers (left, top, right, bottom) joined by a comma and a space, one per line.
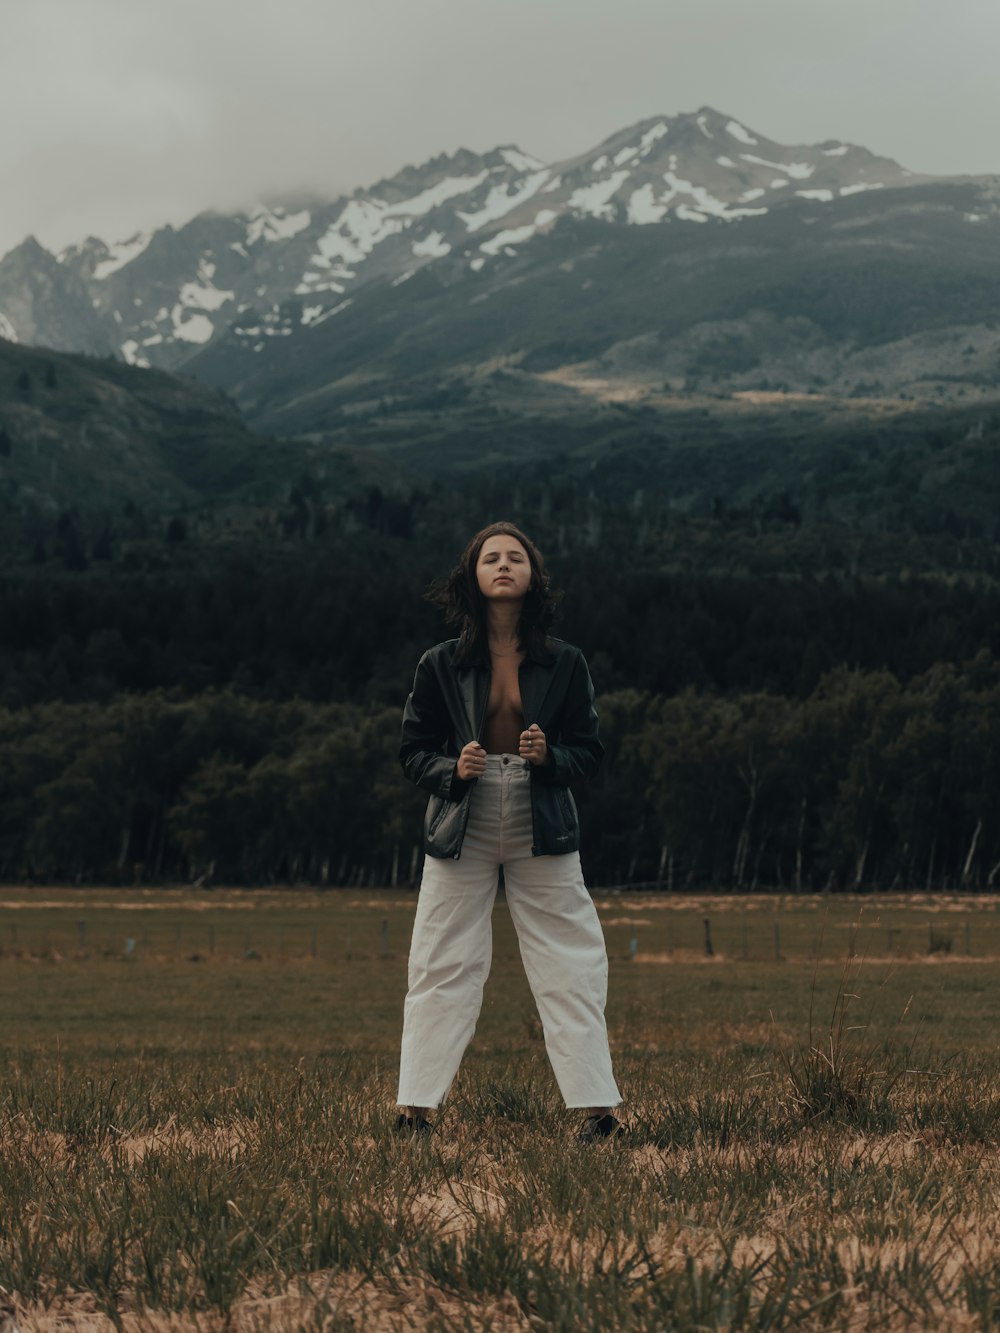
703, 917, 714, 958
741, 920, 748, 960
629, 932, 638, 960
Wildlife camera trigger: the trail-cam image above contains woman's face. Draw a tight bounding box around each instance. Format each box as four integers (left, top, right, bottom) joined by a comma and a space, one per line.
475, 534, 533, 603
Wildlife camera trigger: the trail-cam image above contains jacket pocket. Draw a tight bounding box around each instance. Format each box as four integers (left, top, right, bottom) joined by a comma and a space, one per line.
425, 795, 447, 839
557, 786, 577, 826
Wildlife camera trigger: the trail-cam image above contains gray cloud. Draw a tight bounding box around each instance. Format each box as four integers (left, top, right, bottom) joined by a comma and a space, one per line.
2, 0, 998, 258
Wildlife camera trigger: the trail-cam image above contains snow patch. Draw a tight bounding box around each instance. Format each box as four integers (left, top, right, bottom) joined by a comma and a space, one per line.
741, 154, 814, 179
458, 170, 549, 231
383, 171, 488, 217
178, 281, 234, 312
294, 269, 347, 293
246, 206, 311, 245
738, 188, 766, 202
469, 257, 486, 272
141, 333, 163, 346
310, 298, 353, 326
591, 155, 610, 172
412, 231, 450, 258
696, 114, 713, 138
93, 232, 150, 281
661, 171, 748, 219
301, 305, 324, 325
170, 308, 215, 344
840, 182, 884, 196
480, 223, 537, 255
796, 189, 833, 202
391, 269, 415, 286
500, 147, 545, 172
676, 205, 708, 223
716, 156, 736, 168
315, 199, 404, 264
0, 312, 18, 342
542, 175, 562, 192
639, 122, 668, 152
614, 144, 640, 166
568, 170, 630, 220
627, 184, 669, 225
726, 120, 758, 145
824, 144, 850, 156
770, 179, 789, 189
534, 209, 556, 227
120, 340, 150, 367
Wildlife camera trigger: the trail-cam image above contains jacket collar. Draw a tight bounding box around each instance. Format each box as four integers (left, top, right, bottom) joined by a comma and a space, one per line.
455, 637, 557, 741
456, 638, 557, 669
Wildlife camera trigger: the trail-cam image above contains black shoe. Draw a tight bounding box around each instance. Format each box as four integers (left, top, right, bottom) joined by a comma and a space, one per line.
395, 1113, 433, 1138
578, 1113, 624, 1143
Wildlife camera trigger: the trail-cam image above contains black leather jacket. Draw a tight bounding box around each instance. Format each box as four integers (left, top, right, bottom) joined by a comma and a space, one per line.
400, 637, 604, 859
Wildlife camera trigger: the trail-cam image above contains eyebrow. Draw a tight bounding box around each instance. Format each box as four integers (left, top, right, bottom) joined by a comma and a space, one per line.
482, 549, 526, 557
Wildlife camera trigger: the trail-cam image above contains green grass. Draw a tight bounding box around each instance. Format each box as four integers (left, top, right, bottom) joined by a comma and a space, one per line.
2, 889, 1000, 1329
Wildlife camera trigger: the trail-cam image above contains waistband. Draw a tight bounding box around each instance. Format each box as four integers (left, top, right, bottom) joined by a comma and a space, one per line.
482, 753, 530, 771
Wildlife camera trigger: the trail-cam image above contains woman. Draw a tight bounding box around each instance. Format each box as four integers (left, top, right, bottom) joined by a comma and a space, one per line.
397, 521, 621, 1140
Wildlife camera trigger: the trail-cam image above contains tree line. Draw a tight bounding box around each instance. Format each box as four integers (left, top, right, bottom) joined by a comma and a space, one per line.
2, 654, 998, 892
2, 561, 999, 710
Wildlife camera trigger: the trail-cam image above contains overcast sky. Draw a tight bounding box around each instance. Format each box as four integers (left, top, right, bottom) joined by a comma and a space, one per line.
2, 0, 998, 259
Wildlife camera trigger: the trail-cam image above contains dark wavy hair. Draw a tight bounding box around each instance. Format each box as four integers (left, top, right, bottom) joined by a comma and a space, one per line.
431, 521, 558, 665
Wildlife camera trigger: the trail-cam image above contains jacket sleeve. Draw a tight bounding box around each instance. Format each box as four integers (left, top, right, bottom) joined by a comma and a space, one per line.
399, 651, 470, 800
534, 649, 604, 787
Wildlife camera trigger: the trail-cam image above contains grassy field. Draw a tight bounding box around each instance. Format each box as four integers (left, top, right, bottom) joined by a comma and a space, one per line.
3, 888, 1000, 1330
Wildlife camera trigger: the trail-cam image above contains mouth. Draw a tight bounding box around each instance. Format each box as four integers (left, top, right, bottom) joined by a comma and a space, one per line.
494, 576, 513, 584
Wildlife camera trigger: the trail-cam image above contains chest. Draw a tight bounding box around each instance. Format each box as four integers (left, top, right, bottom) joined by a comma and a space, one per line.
486, 654, 525, 717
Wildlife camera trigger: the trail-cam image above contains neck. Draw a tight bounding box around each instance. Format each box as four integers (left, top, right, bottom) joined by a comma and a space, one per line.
486, 602, 522, 650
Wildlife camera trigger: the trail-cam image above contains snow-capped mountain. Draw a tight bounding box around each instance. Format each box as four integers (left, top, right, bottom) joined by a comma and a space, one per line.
0, 107, 956, 372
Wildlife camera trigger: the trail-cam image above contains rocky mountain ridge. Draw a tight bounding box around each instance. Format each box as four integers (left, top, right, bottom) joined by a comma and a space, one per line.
0, 106, 971, 374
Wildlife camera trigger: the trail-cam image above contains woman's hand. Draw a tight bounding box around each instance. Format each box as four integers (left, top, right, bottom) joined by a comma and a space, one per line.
519, 723, 549, 766
456, 741, 487, 781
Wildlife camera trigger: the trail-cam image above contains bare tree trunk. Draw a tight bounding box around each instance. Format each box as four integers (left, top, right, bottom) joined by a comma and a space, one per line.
853, 838, 869, 890
963, 818, 982, 887
656, 845, 668, 889
117, 823, 130, 871
794, 796, 807, 892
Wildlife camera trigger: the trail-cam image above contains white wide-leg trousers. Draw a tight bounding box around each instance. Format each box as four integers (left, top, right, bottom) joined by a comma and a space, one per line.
397, 753, 621, 1110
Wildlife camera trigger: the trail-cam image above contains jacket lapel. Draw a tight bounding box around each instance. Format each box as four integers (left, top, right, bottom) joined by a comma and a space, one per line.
520, 659, 556, 729
458, 666, 482, 743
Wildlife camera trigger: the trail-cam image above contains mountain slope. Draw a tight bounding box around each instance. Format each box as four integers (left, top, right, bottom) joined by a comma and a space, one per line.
0, 341, 283, 513
0, 106, 978, 374
183, 176, 1000, 436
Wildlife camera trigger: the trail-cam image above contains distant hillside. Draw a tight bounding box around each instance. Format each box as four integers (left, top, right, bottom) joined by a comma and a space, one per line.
0, 341, 326, 519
